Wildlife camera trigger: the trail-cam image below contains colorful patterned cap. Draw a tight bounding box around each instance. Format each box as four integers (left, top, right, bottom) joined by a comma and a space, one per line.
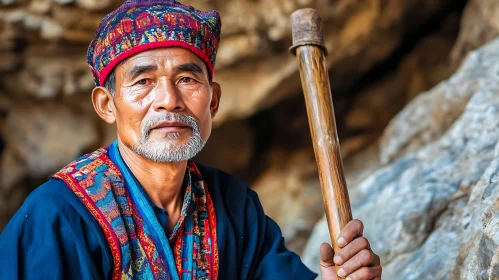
87, 0, 221, 86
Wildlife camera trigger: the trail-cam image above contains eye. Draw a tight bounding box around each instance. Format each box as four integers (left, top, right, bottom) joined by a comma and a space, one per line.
136, 79, 150, 85
179, 77, 195, 84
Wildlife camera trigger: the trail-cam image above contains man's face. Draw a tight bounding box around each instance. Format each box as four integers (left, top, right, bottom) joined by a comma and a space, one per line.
109, 47, 220, 162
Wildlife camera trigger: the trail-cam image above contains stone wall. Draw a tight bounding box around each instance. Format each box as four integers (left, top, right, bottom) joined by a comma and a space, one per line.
0, 0, 476, 260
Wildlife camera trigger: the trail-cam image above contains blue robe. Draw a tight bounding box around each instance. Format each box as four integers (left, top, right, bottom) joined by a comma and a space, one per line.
0, 147, 317, 280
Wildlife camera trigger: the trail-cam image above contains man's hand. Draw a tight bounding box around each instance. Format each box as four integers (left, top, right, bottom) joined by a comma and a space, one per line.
319, 219, 382, 280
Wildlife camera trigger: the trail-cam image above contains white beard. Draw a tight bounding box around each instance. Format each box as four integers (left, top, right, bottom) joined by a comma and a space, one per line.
131, 113, 206, 162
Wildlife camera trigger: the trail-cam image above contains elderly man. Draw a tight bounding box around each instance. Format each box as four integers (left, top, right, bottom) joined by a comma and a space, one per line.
0, 0, 381, 279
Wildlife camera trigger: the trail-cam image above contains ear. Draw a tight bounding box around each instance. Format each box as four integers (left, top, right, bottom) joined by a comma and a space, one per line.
91, 86, 116, 124
210, 82, 222, 118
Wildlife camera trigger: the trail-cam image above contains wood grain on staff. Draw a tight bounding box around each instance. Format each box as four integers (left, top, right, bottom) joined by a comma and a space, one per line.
289, 8, 353, 263
295, 45, 352, 254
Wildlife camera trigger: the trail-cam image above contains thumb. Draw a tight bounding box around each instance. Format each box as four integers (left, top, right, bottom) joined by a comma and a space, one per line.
320, 243, 338, 280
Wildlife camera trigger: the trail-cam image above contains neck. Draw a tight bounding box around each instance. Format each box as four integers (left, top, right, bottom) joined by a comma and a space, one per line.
117, 139, 187, 227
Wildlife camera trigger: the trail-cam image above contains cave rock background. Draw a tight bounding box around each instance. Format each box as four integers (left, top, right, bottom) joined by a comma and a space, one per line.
1, 0, 499, 278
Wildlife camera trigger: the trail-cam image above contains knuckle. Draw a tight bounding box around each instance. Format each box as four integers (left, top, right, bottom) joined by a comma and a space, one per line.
319, 260, 335, 268
353, 219, 364, 231
370, 266, 382, 279
359, 267, 370, 279
353, 219, 362, 227
359, 249, 373, 263
358, 236, 370, 248
337, 249, 347, 260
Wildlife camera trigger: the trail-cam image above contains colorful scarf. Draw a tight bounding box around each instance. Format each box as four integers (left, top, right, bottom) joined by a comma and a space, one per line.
53, 141, 218, 280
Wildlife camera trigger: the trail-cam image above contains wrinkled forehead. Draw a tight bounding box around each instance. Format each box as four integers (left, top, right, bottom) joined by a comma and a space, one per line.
118, 48, 208, 74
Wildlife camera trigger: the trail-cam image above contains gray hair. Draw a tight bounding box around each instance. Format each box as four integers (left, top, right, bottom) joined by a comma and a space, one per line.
104, 60, 125, 96
104, 71, 116, 96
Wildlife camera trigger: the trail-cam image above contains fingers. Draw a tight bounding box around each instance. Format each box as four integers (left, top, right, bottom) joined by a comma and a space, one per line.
332, 220, 382, 280
333, 236, 370, 266
320, 243, 335, 266
319, 243, 339, 280
344, 265, 382, 280
336, 249, 379, 279
337, 219, 364, 248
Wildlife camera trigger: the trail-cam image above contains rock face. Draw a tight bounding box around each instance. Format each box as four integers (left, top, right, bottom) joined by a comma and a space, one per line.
0, 0, 460, 120
302, 37, 499, 279
251, 148, 323, 254
212, 0, 458, 124
451, 0, 499, 65
1, 101, 97, 189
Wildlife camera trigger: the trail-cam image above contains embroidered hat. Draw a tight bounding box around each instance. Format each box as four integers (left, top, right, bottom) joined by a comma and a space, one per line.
87, 0, 221, 86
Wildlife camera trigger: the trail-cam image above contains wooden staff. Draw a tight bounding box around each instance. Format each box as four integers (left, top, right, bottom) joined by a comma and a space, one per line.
290, 8, 353, 264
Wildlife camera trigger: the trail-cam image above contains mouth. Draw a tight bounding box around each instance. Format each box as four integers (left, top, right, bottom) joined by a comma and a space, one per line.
150, 121, 191, 133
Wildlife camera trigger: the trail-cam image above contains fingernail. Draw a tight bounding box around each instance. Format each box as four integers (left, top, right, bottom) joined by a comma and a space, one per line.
346, 277, 352, 280
337, 237, 346, 247
333, 255, 342, 265
337, 268, 346, 277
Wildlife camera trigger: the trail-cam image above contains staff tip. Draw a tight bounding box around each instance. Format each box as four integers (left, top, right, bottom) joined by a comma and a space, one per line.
289, 8, 327, 56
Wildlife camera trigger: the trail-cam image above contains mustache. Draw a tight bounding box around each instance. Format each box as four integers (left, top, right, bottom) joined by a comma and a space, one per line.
141, 113, 200, 138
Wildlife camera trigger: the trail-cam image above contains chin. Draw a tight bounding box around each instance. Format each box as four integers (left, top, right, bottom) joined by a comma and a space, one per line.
149, 134, 188, 143
163, 137, 191, 146
132, 137, 206, 163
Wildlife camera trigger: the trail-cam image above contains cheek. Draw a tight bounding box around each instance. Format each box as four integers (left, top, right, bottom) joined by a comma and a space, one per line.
115, 91, 153, 142
121, 87, 155, 108
200, 117, 212, 141
186, 90, 213, 139
187, 88, 212, 114
189, 88, 210, 103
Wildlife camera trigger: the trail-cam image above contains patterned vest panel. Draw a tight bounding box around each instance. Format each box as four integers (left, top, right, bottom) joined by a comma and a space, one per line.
54, 147, 218, 280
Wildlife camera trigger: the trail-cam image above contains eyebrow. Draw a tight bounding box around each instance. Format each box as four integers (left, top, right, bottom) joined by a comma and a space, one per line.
125, 64, 158, 81
175, 63, 204, 75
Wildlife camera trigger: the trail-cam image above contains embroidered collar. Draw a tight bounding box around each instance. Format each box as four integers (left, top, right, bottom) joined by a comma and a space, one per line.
109, 143, 193, 241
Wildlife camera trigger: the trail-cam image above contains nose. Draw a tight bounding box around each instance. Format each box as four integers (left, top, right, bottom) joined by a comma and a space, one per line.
152, 79, 186, 112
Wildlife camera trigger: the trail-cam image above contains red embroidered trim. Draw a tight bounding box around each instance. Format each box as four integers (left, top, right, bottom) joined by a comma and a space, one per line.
189, 163, 219, 280
54, 168, 123, 280
206, 186, 219, 280
174, 230, 183, 274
